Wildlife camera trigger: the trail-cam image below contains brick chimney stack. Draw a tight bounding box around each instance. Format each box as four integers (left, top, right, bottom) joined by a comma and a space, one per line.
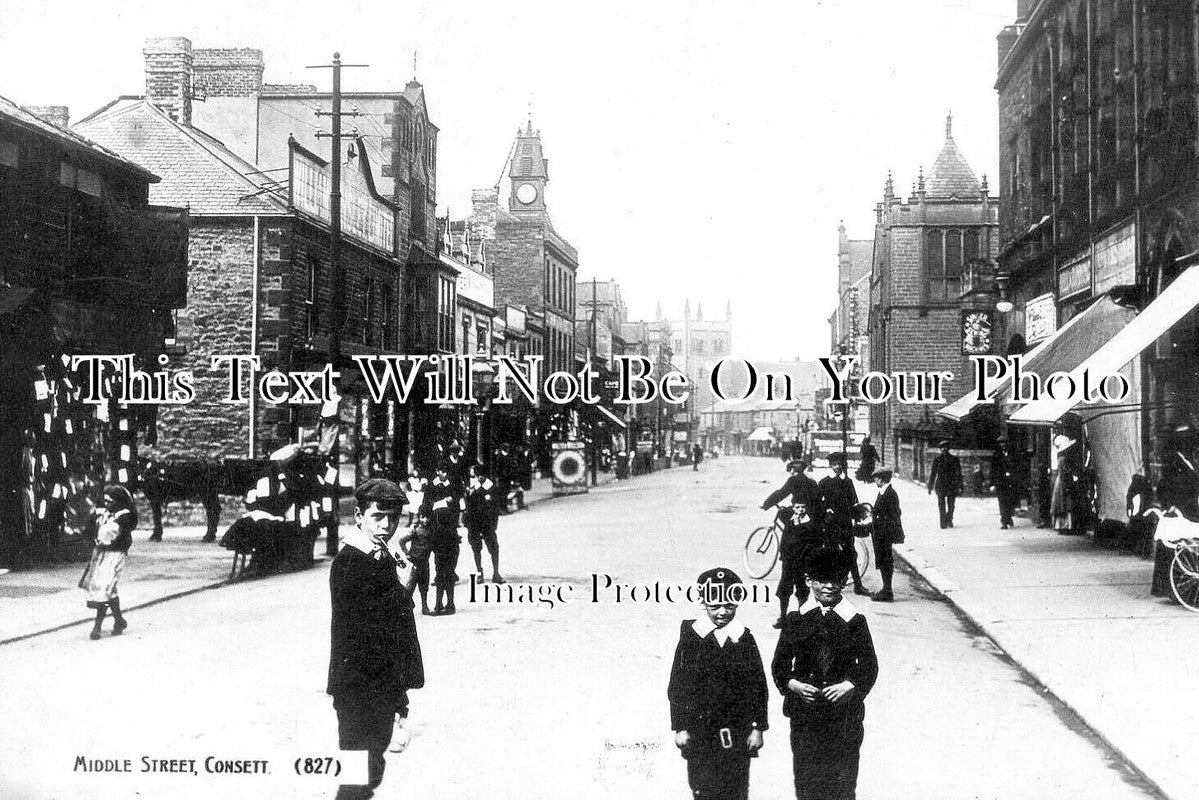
22, 106, 69, 129
144, 37, 194, 125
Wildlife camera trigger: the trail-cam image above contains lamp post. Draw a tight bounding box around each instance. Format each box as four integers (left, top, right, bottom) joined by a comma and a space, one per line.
471, 359, 496, 471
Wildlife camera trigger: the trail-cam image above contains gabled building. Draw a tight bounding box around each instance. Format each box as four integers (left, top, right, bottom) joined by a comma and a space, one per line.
0, 96, 188, 567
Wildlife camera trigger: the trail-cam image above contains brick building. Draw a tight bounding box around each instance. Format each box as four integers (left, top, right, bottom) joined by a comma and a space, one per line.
0, 96, 188, 566
76, 98, 410, 488
866, 116, 1000, 483
661, 299, 732, 416
939, 0, 1199, 525
829, 222, 873, 433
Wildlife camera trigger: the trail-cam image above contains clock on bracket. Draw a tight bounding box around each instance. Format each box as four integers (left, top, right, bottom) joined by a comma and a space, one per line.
516, 183, 538, 204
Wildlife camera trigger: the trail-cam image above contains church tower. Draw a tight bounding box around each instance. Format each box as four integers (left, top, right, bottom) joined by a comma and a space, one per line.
509, 119, 549, 215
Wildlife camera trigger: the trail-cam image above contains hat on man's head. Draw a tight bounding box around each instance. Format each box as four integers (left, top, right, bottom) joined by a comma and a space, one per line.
939, 440, 952, 448
353, 478, 407, 511
872, 468, 893, 481
827, 452, 847, 466
805, 546, 851, 582
786, 458, 807, 472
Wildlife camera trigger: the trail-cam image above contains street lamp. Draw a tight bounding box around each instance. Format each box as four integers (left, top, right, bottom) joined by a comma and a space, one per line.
994, 273, 1014, 313
471, 360, 497, 467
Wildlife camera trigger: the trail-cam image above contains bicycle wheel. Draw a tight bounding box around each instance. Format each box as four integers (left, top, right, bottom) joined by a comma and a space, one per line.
744, 526, 780, 579
854, 537, 871, 577
1170, 543, 1199, 612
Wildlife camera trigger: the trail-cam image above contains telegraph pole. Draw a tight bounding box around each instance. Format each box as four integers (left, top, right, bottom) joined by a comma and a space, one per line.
308, 52, 366, 556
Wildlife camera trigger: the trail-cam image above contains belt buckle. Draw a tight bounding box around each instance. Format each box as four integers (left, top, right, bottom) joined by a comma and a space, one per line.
719, 728, 733, 749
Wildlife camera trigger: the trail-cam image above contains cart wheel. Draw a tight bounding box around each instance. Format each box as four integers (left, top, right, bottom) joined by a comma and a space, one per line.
744, 526, 780, 579
1169, 542, 1199, 612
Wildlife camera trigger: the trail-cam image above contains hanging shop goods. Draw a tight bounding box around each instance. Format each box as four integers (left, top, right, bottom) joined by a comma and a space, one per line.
21, 355, 144, 562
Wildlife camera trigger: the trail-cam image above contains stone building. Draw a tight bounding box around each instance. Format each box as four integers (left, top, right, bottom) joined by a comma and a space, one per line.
0, 96, 188, 566
829, 222, 873, 433
940, 0, 1199, 525
866, 116, 1000, 484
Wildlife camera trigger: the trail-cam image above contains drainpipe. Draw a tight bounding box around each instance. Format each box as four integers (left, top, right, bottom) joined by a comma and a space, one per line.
249, 216, 260, 458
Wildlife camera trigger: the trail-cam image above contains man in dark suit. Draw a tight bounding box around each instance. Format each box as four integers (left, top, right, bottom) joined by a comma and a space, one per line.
818, 453, 869, 596
328, 479, 424, 799
927, 441, 963, 528
772, 547, 878, 800
763, 459, 824, 625
868, 469, 904, 602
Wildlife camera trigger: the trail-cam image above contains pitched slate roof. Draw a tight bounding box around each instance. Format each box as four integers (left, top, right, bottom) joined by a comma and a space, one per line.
74, 99, 287, 216
0, 93, 158, 181
846, 240, 873, 284
925, 122, 982, 199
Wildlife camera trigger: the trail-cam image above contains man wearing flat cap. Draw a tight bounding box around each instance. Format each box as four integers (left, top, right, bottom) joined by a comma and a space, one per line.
328, 478, 423, 799
868, 469, 903, 602
668, 567, 769, 800
818, 452, 869, 596
928, 441, 962, 529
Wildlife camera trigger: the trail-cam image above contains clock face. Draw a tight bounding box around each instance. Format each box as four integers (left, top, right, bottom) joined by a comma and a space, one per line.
516, 183, 538, 204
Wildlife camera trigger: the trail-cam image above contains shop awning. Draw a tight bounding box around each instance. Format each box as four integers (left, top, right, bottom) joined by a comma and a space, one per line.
1009, 266, 1199, 426
594, 404, 627, 429
937, 295, 1135, 421
747, 426, 775, 442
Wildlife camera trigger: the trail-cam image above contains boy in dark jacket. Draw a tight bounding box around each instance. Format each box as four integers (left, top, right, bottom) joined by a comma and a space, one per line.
668, 567, 769, 800
464, 463, 504, 584
772, 547, 878, 800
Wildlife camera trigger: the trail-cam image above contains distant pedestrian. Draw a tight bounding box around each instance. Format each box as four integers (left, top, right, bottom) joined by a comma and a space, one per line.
772, 546, 878, 800
668, 567, 768, 800
421, 465, 462, 615
854, 437, 879, 483
328, 478, 423, 799
869, 469, 903, 602
1050, 428, 1087, 536
990, 445, 1019, 529
79, 485, 136, 640
692, 444, 704, 471
927, 441, 962, 528
818, 452, 869, 596
464, 463, 504, 585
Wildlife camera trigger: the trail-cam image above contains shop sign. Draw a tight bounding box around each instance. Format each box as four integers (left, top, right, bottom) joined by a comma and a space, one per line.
1025, 292, 1057, 344
456, 262, 494, 308
1058, 256, 1091, 298
960, 309, 994, 355
1094, 222, 1137, 295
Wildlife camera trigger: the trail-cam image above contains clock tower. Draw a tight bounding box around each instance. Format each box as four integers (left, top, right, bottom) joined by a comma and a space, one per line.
509, 119, 549, 214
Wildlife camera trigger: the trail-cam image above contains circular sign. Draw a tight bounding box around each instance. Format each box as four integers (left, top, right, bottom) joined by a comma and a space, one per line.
552, 449, 584, 483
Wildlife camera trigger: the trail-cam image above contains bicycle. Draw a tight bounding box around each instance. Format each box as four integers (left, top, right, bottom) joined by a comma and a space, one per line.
744, 506, 872, 580
1146, 509, 1199, 612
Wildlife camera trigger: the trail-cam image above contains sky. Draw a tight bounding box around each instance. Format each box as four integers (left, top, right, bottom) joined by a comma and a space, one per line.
0, 0, 1015, 361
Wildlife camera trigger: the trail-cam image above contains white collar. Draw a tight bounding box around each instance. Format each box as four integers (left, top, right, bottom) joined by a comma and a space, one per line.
799, 595, 859, 622
691, 617, 747, 646
340, 526, 390, 559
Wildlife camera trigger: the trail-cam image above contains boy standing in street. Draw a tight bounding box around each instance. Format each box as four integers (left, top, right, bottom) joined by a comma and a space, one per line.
668, 567, 769, 800
772, 547, 878, 800
328, 479, 424, 799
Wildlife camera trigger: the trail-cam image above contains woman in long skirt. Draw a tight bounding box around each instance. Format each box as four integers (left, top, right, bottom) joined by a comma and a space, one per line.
79, 486, 137, 639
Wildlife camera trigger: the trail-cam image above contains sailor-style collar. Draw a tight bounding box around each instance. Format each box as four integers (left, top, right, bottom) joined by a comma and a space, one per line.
799, 595, 859, 622
691, 617, 747, 646
340, 526, 392, 560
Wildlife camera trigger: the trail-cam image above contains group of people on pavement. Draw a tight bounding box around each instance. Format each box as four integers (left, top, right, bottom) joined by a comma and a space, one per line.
762, 451, 904, 618
669, 552, 878, 800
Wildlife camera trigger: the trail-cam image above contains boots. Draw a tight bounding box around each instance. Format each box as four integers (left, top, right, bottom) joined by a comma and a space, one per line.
872, 567, 894, 602
89, 604, 106, 640
110, 598, 128, 635
443, 586, 456, 615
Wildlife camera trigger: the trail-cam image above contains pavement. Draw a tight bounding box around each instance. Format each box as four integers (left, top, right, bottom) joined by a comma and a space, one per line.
0, 469, 624, 644
0, 456, 1167, 800
884, 475, 1199, 800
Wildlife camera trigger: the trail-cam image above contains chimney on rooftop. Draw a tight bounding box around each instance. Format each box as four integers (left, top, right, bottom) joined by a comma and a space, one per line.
193, 48, 264, 98
144, 36, 194, 125
22, 106, 70, 129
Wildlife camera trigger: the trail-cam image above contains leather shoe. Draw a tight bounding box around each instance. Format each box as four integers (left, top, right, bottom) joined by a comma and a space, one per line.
871, 590, 894, 602
853, 585, 872, 596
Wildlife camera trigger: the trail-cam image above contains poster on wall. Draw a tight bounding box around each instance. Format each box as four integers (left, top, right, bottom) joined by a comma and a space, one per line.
1025, 292, 1058, 344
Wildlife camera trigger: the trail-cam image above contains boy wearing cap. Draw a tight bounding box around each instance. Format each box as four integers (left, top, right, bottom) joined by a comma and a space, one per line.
668, 567, 769, 800
328, 479, 424, 799
869, 469, 904, 602
772, 547, 878, 800
763, 460, 824, 626
818, 453, 869, 596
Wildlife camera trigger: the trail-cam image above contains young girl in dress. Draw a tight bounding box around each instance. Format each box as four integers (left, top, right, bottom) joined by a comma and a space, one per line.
79, 486, 137, 640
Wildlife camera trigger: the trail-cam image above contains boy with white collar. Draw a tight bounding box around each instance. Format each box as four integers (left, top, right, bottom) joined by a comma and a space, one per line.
772, 547, 878, 800
668, 567, 769, 800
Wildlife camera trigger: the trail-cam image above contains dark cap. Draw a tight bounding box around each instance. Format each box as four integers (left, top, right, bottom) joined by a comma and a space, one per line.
353, 478, 408, 511
827, 452, 847, 466
786, 458, 807, 472
872, 468, 893, 481
696, 567, 746, 605
939, 440, 952, 448
697, 566, 743, 588
805, 546, 850, 582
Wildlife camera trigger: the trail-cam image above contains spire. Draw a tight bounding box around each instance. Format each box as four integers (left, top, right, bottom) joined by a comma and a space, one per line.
655, 299, 662, 321
945, 111, 953, 140
924, 114, 982, 198
413, 50, 418, 82
696, 302, 704, 321
725, 299, 732, 321
917, 166, 926, 193
684, 298, 691, 320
